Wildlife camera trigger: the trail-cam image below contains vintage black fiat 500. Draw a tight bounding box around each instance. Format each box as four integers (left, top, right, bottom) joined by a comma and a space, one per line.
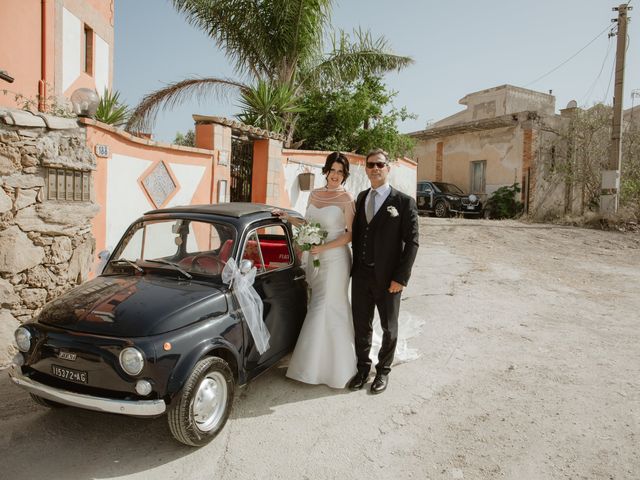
10, 203, 307, 446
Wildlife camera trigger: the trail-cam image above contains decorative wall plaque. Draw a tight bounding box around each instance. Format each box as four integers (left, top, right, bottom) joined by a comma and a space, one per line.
141, 161, 177, 208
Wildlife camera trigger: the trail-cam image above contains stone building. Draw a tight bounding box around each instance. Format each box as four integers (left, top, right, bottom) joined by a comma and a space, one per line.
409, 84, 567, 215
0, 108, 98, 366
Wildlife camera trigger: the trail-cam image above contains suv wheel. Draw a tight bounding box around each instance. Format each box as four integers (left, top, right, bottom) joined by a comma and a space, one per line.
434, 201, 448, 218
168, 356, 234, 447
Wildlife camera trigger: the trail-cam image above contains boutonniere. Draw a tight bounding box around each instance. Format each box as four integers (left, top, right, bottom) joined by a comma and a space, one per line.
387, 206, 399, 217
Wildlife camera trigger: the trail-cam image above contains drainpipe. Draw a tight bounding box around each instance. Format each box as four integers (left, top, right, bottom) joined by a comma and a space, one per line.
38, 0, 48, 112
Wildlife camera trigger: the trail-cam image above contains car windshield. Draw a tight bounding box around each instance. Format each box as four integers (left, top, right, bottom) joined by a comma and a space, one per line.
105, 219, 236, 277
434, 183, 464, 195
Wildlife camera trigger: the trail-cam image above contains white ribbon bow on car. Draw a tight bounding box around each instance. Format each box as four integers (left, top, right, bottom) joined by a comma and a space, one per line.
222, 257, 271, 354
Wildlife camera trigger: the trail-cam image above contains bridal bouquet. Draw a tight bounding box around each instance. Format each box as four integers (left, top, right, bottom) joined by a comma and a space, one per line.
292, 222, 327, 268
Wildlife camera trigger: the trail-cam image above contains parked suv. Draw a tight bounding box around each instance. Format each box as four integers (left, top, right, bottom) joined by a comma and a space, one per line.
416, 181, 483, 217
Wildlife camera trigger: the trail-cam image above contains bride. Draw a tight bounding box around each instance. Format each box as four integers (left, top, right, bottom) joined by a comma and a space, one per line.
274, 151, 357, 388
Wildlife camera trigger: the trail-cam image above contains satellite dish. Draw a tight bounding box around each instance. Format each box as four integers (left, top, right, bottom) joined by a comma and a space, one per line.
566, 100, 578, 109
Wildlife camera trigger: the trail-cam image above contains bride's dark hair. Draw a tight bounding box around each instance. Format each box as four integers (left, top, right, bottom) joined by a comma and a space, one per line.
322, 151, 350, 184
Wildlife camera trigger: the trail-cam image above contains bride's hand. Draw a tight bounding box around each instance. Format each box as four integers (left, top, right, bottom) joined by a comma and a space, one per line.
271, 208, 289, 221
310, 245, 325, 255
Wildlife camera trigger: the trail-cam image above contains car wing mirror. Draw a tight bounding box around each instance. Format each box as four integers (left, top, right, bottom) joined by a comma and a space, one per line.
96, 249, 111, 275
239, 259, 254, 274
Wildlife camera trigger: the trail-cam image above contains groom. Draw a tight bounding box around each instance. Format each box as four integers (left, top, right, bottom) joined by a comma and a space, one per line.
349, 149, 419, 394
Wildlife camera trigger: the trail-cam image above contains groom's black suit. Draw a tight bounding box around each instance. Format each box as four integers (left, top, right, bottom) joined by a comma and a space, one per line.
351, 186, 419, 375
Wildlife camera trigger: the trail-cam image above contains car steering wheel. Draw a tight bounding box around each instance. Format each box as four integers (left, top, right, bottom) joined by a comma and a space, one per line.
190, 254, 225, 275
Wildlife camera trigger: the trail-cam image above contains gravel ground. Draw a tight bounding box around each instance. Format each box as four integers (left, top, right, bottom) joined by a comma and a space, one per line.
1, 217, 638, 480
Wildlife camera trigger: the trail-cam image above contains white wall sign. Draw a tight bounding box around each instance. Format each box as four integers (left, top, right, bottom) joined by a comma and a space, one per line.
95, 144, 110, 157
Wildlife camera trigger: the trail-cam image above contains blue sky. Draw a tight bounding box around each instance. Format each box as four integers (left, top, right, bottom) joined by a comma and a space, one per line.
114, 0, 639, 143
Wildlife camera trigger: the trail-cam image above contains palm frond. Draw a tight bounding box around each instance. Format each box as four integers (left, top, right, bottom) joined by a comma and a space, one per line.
126, 76, 247, 132
172, 0, 273, 80
301, 28, 414, 90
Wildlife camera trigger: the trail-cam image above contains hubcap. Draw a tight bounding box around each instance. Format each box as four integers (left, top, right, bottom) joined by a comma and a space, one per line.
192, 371, 228, 432
436, 203, 445, 216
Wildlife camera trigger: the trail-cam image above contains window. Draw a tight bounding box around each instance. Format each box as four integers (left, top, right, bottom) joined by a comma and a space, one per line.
470, 160, 486, 194
108, 219, 236, 277
84, 25, 94, 75
241, 224, 292, 274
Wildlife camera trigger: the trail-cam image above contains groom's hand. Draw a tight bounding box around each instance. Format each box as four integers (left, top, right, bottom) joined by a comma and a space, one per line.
388, 281, 404, 293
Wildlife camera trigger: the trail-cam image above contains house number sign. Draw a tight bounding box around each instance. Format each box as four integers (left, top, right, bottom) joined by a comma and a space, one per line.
95, 144, 110, 157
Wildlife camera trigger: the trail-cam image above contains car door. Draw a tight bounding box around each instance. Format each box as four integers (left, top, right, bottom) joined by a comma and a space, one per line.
238, 220, 307, 372
417, 182, 435, 210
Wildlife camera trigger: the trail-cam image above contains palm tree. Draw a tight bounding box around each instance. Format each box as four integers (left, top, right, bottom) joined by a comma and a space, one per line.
126, 0, 413, 141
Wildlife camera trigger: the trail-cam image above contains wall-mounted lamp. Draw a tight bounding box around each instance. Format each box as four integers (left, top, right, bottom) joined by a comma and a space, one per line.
70, 88, 99, 117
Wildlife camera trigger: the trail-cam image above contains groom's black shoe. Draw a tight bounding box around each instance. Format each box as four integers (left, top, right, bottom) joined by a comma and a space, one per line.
370, 374, 388, 394
348, 371, 369, 391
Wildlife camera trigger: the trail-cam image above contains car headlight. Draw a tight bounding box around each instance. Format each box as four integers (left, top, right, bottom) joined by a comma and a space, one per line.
15, 327, 32, 352
446, 195, 457, 201
119, 347, 145, 376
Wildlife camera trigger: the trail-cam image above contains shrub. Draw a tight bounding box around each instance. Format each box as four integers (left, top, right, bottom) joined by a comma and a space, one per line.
485, 183, 523, 219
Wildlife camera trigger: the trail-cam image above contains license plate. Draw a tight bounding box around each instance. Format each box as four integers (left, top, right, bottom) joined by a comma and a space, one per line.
467, 205, 475, 210
51, 364, 88, 384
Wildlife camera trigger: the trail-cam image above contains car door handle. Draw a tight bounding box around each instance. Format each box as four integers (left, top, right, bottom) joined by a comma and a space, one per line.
294, 274, 305, 281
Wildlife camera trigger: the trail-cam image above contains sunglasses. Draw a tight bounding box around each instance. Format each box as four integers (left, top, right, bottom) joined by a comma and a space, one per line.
366, 161, 387, 169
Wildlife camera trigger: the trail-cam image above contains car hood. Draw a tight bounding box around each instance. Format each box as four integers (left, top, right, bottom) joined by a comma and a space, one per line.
37, 275, 228, 337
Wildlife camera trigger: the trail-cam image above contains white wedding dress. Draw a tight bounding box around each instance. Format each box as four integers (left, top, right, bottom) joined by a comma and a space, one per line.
286, 203, 358, 389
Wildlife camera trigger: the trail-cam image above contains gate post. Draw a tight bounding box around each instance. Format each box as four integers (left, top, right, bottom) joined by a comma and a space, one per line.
195, 122, 231, 203
252, 138, 283, 205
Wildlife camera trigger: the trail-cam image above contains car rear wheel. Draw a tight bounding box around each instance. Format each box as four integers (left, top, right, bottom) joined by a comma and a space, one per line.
168, 356, 234, 447
30, 393, 67, 408
434, 201, 448, 218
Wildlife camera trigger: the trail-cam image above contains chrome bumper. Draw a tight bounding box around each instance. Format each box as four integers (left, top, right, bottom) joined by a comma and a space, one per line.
9, 366, 166, 417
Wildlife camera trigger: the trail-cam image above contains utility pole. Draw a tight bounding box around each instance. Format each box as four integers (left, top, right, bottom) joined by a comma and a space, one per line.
601, 3, 632, 215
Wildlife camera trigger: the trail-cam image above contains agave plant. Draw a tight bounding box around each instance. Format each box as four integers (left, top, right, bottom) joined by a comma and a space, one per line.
96, 88, 130, 126
236, 80, 305, 134
126, 0, 413, 140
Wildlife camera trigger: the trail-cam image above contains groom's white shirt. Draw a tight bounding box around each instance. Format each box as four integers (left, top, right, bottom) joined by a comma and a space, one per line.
365, 183, 391, 218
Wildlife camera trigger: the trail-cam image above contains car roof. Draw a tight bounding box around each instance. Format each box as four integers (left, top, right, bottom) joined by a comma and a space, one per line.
144, 202, 299, 219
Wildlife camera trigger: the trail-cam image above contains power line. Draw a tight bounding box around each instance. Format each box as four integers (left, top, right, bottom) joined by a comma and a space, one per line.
581, 35, 614, 106
524, 23, 614, 87
602, 50, 617, 103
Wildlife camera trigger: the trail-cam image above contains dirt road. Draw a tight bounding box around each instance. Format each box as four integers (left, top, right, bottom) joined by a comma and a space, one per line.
1, 217, 638, 480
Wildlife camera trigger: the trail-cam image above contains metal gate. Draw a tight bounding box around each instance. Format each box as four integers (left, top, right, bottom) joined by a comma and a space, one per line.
230, 136, 253, 202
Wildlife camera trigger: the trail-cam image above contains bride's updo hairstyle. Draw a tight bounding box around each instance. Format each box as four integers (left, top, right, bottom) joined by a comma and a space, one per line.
322, 151, 350, 184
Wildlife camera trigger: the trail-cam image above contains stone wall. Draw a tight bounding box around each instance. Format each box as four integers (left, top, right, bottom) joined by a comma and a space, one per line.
0, 108, 99, 366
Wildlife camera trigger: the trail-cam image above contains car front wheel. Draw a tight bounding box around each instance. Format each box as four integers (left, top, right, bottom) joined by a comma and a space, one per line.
168, 356, 234, 447
434, 201, 448, 218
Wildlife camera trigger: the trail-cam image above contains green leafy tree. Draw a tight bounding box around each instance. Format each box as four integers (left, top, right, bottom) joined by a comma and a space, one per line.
95, 88, 130, 126
173, 129, 196, 146
126, 0, 412, 140
294, 75, 415, 158
545, 103, 640, 216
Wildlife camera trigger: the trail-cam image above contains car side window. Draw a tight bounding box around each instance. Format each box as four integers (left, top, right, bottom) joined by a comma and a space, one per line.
241, 223, 293, 274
